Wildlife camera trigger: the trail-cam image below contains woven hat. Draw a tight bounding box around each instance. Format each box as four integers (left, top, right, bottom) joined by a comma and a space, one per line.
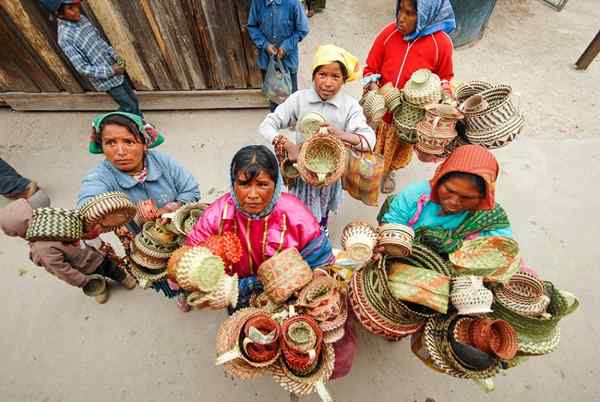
296, 132, 347, 187
341, 221, 378, 262
271, 343, 335, 401
450, 237, 520, 280
215, 308, 271, 378
297, 112, 327, 142
494, 272, 550, 316
173, 246, 225, 292
25, 207, 82, 242
258, 248, 313, 304
450, 276, 494, 315
392, 99, 426, 144
80, 192, 136, 233
377, 223, 415, 257
402, 69, 442, 107
360, 90, 386, 123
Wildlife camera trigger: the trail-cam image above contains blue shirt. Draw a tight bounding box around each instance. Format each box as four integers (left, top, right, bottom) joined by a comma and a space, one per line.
58, 15, 124, 91
78, 151, 201, 232
382, 180, 513, 238
247, 0, 309, 72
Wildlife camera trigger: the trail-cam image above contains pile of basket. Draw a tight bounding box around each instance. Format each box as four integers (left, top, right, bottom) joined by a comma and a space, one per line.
214, 248, 350, 401
348, 234, 579, 390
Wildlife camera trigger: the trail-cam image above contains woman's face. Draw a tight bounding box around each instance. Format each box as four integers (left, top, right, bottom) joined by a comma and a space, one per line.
397, 0, 418, 36
234, 170, 276, 215
101, 124, 146, 173
437, 176, 484, 214
314, 63, 345, 100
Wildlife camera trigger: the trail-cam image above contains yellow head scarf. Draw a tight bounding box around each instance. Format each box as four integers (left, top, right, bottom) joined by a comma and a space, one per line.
311, 45, 360, 82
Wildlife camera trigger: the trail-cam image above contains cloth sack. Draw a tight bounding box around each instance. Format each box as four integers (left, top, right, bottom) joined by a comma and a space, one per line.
262, 56, 293, 105
387, 262, 450, 314
341, 134, 384, 206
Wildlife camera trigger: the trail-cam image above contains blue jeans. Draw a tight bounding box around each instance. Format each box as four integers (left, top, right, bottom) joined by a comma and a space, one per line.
107, 79, 142, 116
261, 69, 298, 112
0, 158, 30, 196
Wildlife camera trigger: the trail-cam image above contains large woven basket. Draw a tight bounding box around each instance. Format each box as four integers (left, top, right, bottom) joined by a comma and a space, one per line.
493, 272, 550, 317
402, 69, 442, 107
174, 246, 225, 292
26, 207, 82, 242
296, 132, 347, 187
455, 80, 496, 104
466, 113, 524, 149
391, 241, 452, 276
450, 236, 520, 278
257, 248, 313, 304
464, 85, 518, 131
79, 192, 136, 233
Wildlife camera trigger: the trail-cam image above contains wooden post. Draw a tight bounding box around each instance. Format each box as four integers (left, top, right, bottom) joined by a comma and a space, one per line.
575, 30, 600, 71
0, 0, 83, 93
86, 0, 154, 90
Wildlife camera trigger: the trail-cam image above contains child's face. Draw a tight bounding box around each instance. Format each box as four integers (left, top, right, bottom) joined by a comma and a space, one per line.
314, 63, 345, 100
60, 3, 81, 22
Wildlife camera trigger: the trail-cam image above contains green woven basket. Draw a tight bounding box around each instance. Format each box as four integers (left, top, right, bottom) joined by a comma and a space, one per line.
390, 241, 452, 276
25, 207, 82, 242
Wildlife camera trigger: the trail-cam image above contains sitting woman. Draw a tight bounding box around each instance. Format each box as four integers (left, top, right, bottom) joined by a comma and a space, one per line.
259, 44, 375, 235
185, 145, 334, 308
378, 144, 512, 255
77, 111, 201, 309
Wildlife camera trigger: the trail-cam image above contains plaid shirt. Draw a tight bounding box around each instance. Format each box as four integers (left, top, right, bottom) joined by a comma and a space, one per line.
58, 16, 124, 91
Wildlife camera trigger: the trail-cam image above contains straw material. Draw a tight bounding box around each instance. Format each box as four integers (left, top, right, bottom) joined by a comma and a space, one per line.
341, 221, 378, 262
297, 112, 327, 142
494, 272, 550, 316
128, 258, 166, 289
402, 69, 442, 107
79, 192, 136, 232
466, 113, 524, 150
297, 132, 347, 187
258, 248, 313, 304
387, 262, 450, 314
171, 202, 209, 236
379, 83, 403, 112
415, 104, 463, 156
360, 90, 386, 123
26, 207, 82, 242
296, 276, 345, 328
378, 223, 415, 257
455, 81, 496, 104
323, 325, 345, 344
250, 291, 282, 314
281, 315, 323, 374
450, 276, 494, 315
393, 100, 426, 144
392, 241, 452, 276
175, 246, 225, 292
450, 237, 520, 278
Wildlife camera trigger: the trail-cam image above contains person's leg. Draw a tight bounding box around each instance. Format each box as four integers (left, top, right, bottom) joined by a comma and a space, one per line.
107, 79, 142, 116
0, 158, 31, 196
122, 79, 142, 116
290, 70, 298, 94
94, 257, 136, 288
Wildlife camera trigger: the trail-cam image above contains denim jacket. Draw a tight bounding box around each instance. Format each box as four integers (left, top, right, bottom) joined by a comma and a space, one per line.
247, 0, 309, 72
78, 151, 200, 211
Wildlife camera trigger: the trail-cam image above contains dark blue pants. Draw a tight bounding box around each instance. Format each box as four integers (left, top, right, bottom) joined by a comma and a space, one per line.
107, 79, 142, 117
0, 158, 30, 196
261, 69, 298, 112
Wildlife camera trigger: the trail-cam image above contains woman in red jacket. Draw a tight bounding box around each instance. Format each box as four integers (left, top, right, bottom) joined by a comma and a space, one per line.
363, 0, 456, 193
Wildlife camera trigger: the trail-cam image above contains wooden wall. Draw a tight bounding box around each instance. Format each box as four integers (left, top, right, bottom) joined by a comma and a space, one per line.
0, 0, 263, 95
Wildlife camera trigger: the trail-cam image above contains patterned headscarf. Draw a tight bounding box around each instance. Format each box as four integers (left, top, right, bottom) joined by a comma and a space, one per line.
89, 112, 164, 154
230, 145, 283, 219
429, 144, 499, 211
311, 44, 361, 82
396, 0, 456, 41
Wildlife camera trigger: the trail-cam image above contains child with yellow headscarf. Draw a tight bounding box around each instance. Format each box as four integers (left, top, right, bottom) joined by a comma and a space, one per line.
259, 45, 375, 235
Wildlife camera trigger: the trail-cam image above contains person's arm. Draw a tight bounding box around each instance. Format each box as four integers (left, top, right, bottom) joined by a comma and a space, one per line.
363, 23, 393, 80
434, 32, 454, 82
161, 153, 201, 204
338, 100, 376, 151
279, 2, 310, 58
60, 39, 116, 80
31, 243, 89, 288
247, 1, 270, 50
380, 181, 427, 224
77, 171, 114, 208
258, 92, 299, 144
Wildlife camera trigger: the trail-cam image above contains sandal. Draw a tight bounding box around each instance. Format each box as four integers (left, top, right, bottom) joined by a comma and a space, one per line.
381, 172, 396, 194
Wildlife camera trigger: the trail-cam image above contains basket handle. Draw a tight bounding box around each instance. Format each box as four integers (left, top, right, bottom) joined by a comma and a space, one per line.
315, 380, 333, 402
353, 133, 373, 155
215, 346, 242, 365
431, 116, 441, 138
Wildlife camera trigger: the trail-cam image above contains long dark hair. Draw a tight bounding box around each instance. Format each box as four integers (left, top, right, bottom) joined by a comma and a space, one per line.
438, 172, 486, 197
231, 145, 278, 185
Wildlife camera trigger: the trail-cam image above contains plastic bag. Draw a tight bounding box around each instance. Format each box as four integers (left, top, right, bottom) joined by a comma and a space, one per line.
262, 56, 292, 105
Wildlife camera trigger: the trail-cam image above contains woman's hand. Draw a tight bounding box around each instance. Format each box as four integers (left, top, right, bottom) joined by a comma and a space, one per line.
276, 47, 286, 59
284, 140, 300, 162
81, 223, 103, 240
267, 44, 278, 56
322, 123, 344, 138
363, 82, 378, 95
371, 245, 385, 262
157, 202, 181, 225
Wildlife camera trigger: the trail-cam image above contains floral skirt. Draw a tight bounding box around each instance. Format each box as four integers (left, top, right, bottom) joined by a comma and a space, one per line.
374, 121, 413, 175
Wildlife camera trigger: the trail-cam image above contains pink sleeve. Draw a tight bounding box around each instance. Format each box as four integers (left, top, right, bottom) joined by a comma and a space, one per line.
184, 201, 222, 246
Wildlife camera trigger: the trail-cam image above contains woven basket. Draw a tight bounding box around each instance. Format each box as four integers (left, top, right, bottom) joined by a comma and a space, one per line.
379, 83, 403, 112
187, 274, 239, 310
341, 221, 378, 262
297, 111, 327, 142
378, 223, 415, 257
464, 85, 517, 130
258, 248, 313, 304
297, 132, 346, 187
323, 325, 345, 344
450, 237, 520, 278
296, 276, 342, 322
215, 308, 270, 378
26, 207, 82, 242
360, 90, 386, 123
281, 315, 323, 374
79, 192, 136, 232
455, 81, 496, 104
466, 112, 524, 149
167, 246, 192, 282
393, 99, 426, 144
249, 291, 282, 313
450, 276, 494, 315
387, 262, 450, 314
415, 104, 464, 156
243, 315, 281, 363
448, 318, 497, 370
402, 69, 442, 106
128, 258, 166, 289
391, 241, 452, 276
171, 202, 209, 236
488, 319, 518, 360
494, 272, 550, 317
174, 246, 225, 292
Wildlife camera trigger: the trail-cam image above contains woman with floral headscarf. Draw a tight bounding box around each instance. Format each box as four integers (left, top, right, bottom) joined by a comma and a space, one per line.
77, 112, 200, 309
259, 45, 375, 235
185, 145, 334, 308
363, 0, 456, 194
378, 145, 512, 256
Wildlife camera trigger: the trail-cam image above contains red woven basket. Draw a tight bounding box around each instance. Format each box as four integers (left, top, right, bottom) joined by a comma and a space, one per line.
280, 315, 323, 373
242, 315, 280, 363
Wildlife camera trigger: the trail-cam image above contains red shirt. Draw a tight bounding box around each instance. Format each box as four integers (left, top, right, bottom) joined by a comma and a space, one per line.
364, 22, 454, 122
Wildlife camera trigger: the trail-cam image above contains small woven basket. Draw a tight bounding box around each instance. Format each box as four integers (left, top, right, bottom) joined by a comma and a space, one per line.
79, 192, 136, 232
402, 69, 442, 107
296, 132, 346, 187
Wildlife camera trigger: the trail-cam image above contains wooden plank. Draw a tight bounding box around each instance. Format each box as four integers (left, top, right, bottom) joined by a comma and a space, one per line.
0, 1, 83, 93
86, 0, 154, 90
2, 90, 269, 111
196, 0, 249, 89
116, 0, 173, 90
185, 0, 222, 89
575, 30, 600, 71
234, 0, 263, 88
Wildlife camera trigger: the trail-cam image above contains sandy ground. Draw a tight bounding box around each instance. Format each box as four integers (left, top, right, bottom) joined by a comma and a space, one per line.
1, 0, 599, 401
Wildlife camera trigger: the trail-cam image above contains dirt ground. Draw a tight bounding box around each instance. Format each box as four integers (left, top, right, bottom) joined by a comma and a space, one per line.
1, 0, 599, 401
